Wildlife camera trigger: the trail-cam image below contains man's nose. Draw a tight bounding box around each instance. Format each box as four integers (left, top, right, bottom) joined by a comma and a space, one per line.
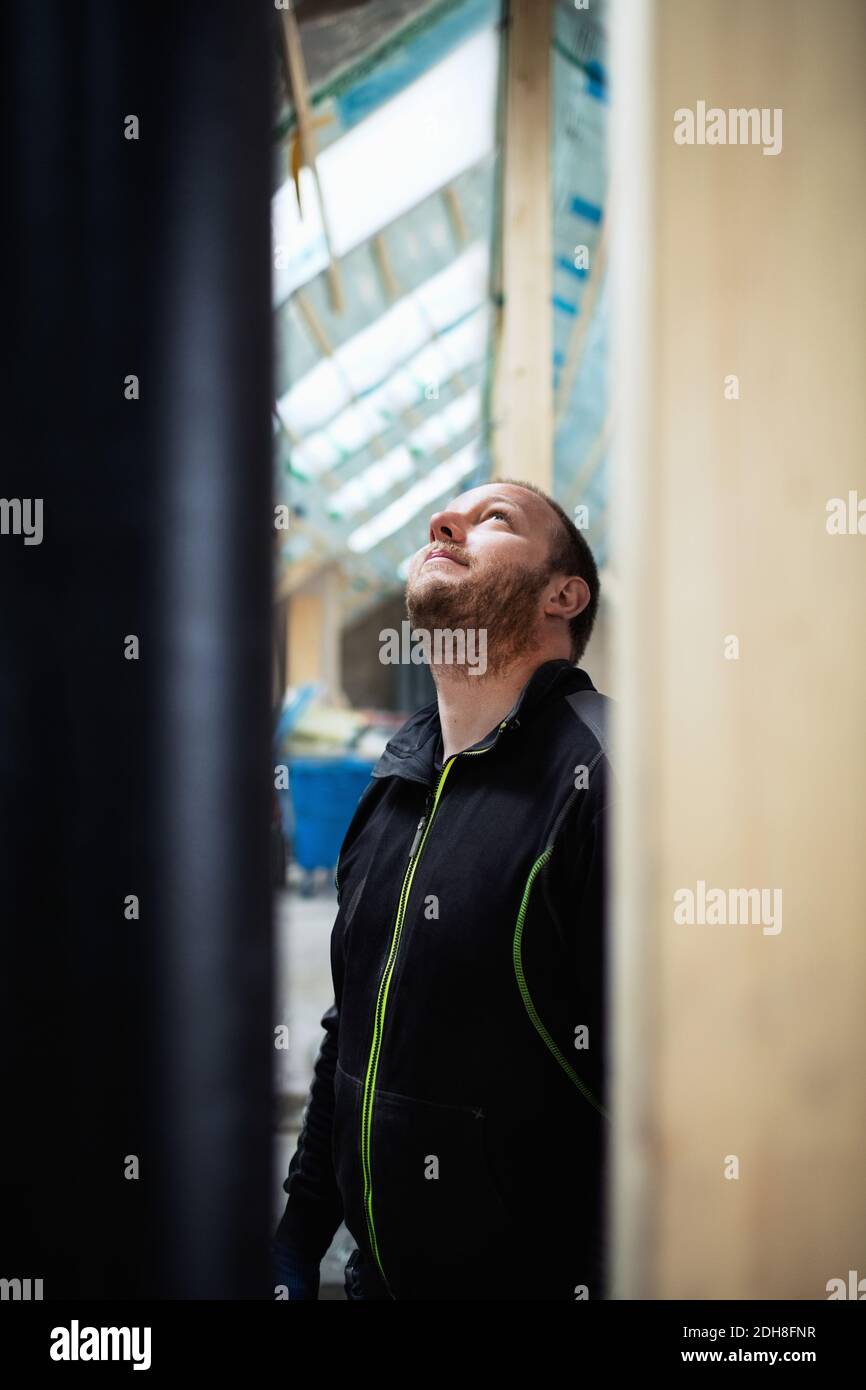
429, 509, 467, 545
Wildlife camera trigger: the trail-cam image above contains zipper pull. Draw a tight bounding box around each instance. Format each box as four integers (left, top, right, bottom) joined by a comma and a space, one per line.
408, 815, 426, 859
408, 789, 435, 859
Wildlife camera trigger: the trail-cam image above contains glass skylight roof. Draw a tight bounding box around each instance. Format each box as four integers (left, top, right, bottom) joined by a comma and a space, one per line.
272, 6, 511, 611
271, 27, 498, 307
272, 0, 610, 627
347, 441, 481, 553
326, 445, 415, 519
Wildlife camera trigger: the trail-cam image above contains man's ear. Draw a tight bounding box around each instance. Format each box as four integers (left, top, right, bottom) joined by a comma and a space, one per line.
544, 574, 590, 622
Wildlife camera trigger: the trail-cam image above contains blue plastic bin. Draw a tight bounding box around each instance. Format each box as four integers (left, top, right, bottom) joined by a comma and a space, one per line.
281, 757, 375, 875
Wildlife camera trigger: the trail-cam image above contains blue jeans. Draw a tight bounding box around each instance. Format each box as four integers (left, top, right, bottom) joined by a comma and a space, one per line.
271, 1239, 320, 1300
272, 1240, 388, 1300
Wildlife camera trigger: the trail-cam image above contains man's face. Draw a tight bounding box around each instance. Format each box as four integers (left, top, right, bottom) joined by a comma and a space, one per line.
405, 482, 557, 672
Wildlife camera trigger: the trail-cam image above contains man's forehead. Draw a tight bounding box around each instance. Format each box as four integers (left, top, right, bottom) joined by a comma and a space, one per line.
443, 482, 541, 515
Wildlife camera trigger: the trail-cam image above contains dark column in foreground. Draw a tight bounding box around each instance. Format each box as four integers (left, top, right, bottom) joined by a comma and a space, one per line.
0, 0, 274, 1298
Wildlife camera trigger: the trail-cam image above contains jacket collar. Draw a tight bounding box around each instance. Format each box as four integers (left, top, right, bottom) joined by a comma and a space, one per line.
372, 659, 595, 786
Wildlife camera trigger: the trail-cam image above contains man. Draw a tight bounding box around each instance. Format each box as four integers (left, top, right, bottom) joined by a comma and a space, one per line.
273, 479, 611, 1301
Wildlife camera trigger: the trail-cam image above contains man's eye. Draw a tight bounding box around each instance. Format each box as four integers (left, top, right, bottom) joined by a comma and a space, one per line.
486, 509, 510, 522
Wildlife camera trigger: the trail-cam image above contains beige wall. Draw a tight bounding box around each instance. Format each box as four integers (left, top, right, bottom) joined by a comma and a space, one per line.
286, 565, 344, 699
612, 0, 866, 1298
492, 0, 553, 485
581, 593, 611, 696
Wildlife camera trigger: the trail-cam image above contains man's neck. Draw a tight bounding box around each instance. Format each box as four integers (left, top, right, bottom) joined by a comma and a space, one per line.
433, 653, 563, 761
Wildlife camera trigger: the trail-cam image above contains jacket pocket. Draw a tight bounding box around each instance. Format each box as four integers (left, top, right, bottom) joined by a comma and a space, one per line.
368, 1086, 514, 1300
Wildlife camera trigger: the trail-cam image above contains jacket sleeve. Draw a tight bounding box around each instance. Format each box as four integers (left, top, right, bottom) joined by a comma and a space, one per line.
273, 997, 344, 1263
546, 761, 611, 1295
544, 753, 610, 1111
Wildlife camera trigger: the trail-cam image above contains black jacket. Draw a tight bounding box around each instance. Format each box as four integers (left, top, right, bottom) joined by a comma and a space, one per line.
275, 658, 612, 1301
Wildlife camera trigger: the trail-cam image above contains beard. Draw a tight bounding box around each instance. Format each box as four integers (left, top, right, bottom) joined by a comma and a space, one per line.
405, 553, 552, 678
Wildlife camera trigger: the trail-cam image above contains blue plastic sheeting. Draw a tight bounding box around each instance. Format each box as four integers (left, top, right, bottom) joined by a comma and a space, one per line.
551, 0, 609, 567
570, 194, 604, 224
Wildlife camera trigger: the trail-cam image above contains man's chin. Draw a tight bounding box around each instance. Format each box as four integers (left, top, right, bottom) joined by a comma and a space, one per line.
408, 568, 458, 607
